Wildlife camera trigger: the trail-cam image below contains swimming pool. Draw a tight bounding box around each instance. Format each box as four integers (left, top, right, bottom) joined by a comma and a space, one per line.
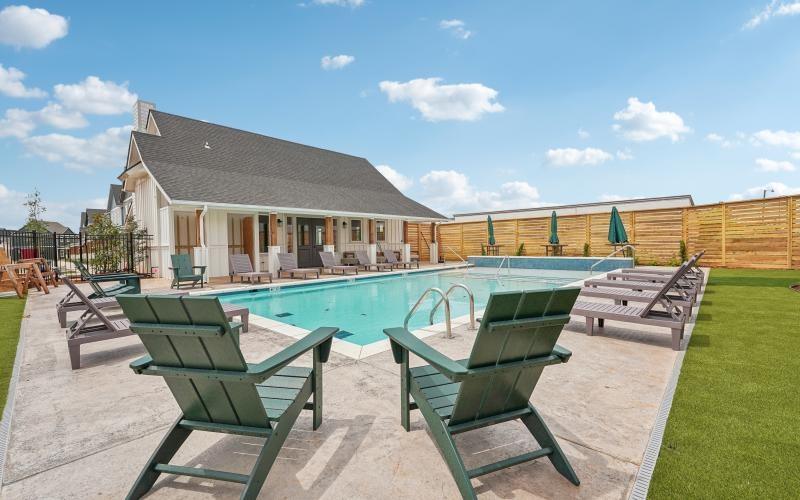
217, 268, 589, 346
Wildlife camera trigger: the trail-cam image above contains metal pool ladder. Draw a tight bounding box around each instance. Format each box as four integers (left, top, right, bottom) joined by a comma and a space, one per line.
429, 283, 476, 332
405, 287, 453, 339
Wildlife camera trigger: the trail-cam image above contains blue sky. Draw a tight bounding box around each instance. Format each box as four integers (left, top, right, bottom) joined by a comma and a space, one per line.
0, 1, 799, 230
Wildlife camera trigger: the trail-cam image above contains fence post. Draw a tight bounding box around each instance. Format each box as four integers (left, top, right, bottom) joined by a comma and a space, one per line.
32, 230, 38, 258
52, 231, 58, 268
721, 203, 727, 267
788, 197, 794, 269
128, 232, 134, 272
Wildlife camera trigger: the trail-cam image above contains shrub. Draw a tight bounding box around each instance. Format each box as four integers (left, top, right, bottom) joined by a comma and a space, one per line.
583, 243, 590, 257
679, 240, 688, 262
515, 242, 525, 256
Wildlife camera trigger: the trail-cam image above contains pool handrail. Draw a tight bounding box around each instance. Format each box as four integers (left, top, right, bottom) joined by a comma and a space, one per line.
590, 244, 636, 275
405, 287, 452, 339
441, 243, 467, 264
494, 254, 511, 282
428, 283, 476, 331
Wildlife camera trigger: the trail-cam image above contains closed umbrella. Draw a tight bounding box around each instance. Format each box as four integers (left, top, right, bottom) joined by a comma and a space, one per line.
548, 211, 559, 244
607, 206, 629, 244
487, 216, 496, 246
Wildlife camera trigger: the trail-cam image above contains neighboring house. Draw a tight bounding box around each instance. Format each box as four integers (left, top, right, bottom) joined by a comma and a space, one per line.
119, 101, 447, 278
79, 209, 106, 233
18, 220, 75, 234
451, 195, 696, 223
107, 184, 125, 225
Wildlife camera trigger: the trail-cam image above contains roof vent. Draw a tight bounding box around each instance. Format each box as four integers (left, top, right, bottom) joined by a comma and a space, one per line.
203, 141, 211, 150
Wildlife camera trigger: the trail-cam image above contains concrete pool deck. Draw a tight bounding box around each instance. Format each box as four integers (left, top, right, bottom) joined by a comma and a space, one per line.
0, 272, 706, 499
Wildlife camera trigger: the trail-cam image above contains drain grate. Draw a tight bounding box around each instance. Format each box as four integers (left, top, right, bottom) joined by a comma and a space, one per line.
334, 330, 354, 339
275, 312, 293, 318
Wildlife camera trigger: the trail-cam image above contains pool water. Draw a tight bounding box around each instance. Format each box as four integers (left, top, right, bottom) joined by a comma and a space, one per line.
217, 268, 588, 346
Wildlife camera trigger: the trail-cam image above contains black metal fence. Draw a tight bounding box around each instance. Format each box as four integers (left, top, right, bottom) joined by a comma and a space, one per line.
0, 230, 153, 277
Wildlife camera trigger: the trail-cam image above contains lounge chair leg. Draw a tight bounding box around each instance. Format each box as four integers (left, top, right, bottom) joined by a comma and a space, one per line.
672, 329, 682, 350
522, 404, 580, 486
312, 348, 323, 430
242, 383, 311, 500
126, 417, 192, 500
68, 343, 81, 370
585, 317, 594, 336
400, 350, 410, 431
58, 309, 66, 328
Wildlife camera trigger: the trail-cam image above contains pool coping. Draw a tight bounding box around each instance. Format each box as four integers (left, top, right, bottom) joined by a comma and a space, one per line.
243, 271, 603, 360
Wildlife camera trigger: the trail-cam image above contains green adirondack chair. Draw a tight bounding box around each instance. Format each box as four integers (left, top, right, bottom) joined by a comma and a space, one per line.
117, 294, 337, 499
169, 254, 206, 289
73, 260, 141, 297
384, 288, 581, 500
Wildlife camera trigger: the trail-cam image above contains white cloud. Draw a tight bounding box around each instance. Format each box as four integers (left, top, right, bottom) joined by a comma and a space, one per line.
312, 0, 364, 6
419, 169, 540, 214
545, 147, 613, 167
730, 181, 800, 200
379, 78, 504, 122
616, 148, 634, 160
751, 129, 800, 149
613, 97, 690, 142
577, 127, 590, 139
0, 108, 36, 138
0, 183, 27, 229
743, 1, 800, 29
0, 5, 68, 49
755, 158, 796, 172
54, 76, 138, 115
706, 132, 734, 148
22, 125, 132, 171
320, 54, 355, 70
0, 103, 88, 138
791, 152, 800, 160
376, 165, 413, 192
440, 19, 472, 39
0, 183, 106, 230
0, 64, 46, 98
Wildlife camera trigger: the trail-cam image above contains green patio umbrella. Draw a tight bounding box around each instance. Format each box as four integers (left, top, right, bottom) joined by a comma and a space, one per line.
548, 211, 559, 244
487, 215, 496, 245
607, 206, 629, 244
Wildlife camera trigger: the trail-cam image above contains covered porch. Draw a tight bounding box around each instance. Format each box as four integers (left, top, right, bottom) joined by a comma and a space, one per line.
165, 204, 444, 279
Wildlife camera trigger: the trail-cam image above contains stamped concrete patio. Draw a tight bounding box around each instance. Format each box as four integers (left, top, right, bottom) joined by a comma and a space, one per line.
0, 273, 704, 499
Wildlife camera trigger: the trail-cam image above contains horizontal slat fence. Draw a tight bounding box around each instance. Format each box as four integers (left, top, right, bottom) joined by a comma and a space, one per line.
412, 195, 800, 269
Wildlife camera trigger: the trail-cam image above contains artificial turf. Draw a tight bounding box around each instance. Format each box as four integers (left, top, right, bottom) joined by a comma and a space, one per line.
0, 297, 25, 415
648, 268, 800, 498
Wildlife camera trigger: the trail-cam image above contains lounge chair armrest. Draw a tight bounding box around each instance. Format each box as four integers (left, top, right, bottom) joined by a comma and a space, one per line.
130, 355, 154, 373
248, 326, 338, 381
384, 327, 467, 381
192, 266, 207, 272
553, 344, 572, 362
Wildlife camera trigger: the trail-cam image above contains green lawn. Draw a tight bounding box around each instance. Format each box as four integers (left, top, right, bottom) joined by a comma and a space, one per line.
0, 297, 25, 415
648, 268, 800, 498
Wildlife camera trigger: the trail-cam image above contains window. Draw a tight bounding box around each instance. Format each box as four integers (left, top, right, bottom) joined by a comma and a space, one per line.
350, 219, 362, 241
376, 220, 386, 241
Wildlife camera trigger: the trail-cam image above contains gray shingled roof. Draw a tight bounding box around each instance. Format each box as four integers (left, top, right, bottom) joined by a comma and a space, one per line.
131, 111, 445, 220
107, 184, 123, 211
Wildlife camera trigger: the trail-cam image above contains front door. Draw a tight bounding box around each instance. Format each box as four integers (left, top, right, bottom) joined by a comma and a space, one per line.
297, 218, 326, 268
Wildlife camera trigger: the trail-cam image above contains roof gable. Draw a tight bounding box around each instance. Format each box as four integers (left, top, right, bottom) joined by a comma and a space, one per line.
131, 111, 444, 220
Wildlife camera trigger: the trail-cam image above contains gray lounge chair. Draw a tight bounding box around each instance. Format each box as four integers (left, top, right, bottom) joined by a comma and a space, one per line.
382, 248, 419, 269
572, 263, 693, 350
620, 251, 705, 281
277, 253, 320, 279
355, 250, 392, 271
583, 263, 698, 300
229, 253, 273, 284
63, 277, 251, 368
319, 251, 358, 275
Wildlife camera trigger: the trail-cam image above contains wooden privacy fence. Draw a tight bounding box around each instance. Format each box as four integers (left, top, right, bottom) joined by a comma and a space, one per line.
409, 195, 800, 269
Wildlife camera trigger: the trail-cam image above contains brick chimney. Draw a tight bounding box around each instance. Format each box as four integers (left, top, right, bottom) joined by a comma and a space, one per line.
132, 100, 156, 132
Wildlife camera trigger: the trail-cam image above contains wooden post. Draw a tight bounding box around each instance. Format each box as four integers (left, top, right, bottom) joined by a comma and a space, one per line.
402, 220, 409, 243
368, 219, 376, 244
721, 204, 727, 267
788, 197, 794, 269
585, 215, 591, 256
324, 216, 333, 246
195, 209, 202, 247
630, 211, 636, 244
269, 213, 278, 246
430, 222, 436, 243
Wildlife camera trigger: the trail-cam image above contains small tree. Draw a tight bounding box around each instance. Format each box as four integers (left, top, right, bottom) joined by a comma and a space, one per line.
22, 189, 48, 233
124, 215, 149, 270
515, 242, 526, 256
582, 242, 590, 257
679, 240, 688, 262
87, 213, 122, 273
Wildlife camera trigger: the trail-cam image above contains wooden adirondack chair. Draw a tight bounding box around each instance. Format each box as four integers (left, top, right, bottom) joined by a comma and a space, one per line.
117, 294, 338, 499
384, 288, 581, 500
170, 254, 206, 289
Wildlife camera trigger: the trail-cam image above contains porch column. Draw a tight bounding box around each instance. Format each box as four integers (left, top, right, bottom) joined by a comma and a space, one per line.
368, 218, 377, 264
402, 220, 411, 263
267, 212, 281, 275
192, 208, 209, 281
251, 214, 260, 272
429, 222, 439, 264
323, 215, 335, 254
